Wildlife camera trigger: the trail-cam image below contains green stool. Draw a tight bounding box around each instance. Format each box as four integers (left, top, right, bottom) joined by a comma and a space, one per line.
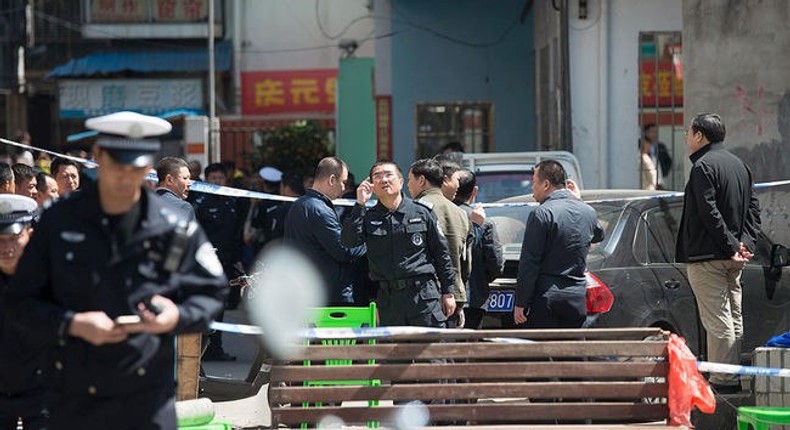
302, 303, 379, 428
738, 406, 790, 430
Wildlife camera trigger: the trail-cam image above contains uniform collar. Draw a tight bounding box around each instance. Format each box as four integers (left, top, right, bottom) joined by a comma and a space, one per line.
76, 181, 178, 241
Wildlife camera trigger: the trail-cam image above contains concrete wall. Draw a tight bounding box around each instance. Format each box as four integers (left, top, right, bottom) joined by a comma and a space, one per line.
388, 0, 535, 170
237, 0, 374, 71
684, 0, 790, 182
569, 0, 682, 188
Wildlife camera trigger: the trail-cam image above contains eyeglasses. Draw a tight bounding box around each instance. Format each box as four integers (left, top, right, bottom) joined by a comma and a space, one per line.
684, 129, 696, 137
371, 171, 398, 182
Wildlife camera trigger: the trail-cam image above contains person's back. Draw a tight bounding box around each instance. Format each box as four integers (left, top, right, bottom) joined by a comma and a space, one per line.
284, 158, 364, 305
676, 143, 757, 262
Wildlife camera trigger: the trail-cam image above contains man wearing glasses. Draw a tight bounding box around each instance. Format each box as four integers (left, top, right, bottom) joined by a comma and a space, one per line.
341, 161, 456, 327
676, 113, 761, 394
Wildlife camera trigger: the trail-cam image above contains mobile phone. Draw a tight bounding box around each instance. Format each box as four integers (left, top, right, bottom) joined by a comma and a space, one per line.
115, 315, 142, 326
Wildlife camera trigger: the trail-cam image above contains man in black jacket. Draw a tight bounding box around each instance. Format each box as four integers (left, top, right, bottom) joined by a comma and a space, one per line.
676, 112, 761, 393
284, 157, 365, 305
4, 111, 227, 430
453, 170, 504, 329
514, 160, 604, 328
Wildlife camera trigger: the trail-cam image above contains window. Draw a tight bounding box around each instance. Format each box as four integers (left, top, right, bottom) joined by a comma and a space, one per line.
634, 203, 683, 264
415, 102, 492, 158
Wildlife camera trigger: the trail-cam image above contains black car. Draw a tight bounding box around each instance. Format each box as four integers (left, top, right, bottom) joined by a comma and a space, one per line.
481, 185, 790, 360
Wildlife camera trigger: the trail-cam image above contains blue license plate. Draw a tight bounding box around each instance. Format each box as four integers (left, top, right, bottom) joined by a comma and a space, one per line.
486, 290, 515, 312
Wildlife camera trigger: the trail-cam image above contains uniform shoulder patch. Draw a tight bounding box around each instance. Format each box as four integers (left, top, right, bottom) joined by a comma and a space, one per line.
415, 198, 434, 211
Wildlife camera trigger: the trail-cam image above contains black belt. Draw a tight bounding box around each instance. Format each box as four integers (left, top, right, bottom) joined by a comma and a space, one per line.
380, 275, 433, 290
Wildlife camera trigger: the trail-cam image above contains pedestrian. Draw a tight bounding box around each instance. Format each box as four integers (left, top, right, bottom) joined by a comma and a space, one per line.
49, 157, 80, 197
284, 157, 365, 305
0, 163, 14, 194
191, 163, 244, 358
407, 158, 469, 327
453, 170, 504, 329
154, 157, 195, 223
3, 111, 227, 430
341, 161, 456, 327
11, 164, 37, 199
676, 113, 761, 394
0, 195, 47, 430
514, 160, 604, 328
34, 172, 58, 208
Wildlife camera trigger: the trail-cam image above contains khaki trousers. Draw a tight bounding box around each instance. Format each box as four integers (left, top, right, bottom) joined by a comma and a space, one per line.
686, 259, 745, 385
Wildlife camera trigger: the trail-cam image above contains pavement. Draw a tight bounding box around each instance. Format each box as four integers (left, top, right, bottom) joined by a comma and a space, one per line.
198, 309, 763, 430
201, 307, 271, 429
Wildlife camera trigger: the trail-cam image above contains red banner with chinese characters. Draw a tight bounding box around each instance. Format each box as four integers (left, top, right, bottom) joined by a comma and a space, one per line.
241, 69, 337, 115
375, 95, 392, 160
640, 61, 684, 107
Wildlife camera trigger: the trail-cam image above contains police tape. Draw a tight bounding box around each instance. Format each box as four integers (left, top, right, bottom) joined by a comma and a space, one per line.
209, 321, 472, 338
3, 135, 790, 208
697, 361, 790, 378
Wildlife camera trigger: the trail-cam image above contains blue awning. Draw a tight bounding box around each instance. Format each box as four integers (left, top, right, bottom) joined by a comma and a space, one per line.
47, 42, 232, 78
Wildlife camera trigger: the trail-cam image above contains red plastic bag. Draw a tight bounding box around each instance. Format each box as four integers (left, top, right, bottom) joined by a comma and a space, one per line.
667, 333, 716, 427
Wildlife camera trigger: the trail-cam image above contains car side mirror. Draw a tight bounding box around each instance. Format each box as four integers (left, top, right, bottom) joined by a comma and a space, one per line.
771, 244, 790, 268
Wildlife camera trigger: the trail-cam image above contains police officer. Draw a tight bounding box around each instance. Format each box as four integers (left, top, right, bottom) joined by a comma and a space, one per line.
3, 111, 227, 430
0, 195, 46, 430
190, 162, 243, 358
341, 161, 456, 327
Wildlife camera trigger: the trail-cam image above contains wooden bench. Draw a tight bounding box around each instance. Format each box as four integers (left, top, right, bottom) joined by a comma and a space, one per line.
268, 327, 683, 428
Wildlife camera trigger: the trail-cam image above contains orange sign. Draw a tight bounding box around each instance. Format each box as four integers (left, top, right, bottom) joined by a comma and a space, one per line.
242, 69, 337, 115
640, 61, 684, 107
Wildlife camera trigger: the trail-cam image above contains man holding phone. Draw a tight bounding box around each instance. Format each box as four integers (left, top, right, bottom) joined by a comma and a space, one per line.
4, 111, 227, 430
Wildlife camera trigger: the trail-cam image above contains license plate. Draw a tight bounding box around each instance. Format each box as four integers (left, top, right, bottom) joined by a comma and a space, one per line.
486, 290, 515, 312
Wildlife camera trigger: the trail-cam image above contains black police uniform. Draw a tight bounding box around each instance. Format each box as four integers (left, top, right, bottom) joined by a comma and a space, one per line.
0, 271, 48, 430
3, 182, 227, 430
341, 195, 455, 327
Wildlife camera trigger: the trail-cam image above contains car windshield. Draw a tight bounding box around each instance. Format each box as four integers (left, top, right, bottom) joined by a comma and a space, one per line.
475, 171, 534, 203
485, 201, 625, 259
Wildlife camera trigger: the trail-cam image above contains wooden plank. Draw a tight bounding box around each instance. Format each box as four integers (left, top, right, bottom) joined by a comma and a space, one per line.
272, 402, 669, 426
176, 333, 201, 401
302, 328, 667, 343
270, 361, 669, 382
270, 381, 668, 403
295, 341, 668, 361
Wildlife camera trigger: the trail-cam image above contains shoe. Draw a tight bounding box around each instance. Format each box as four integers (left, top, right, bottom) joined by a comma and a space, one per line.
203, 351, 237, 362
710, 383, 740, 394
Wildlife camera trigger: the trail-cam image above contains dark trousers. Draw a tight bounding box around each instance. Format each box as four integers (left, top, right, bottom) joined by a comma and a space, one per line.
48, 389, 175, 430
465, 307, 486, 329
377, 280, 446, 328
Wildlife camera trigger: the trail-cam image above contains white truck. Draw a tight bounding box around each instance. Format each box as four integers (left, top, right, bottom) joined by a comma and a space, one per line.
461, 150, 584, 202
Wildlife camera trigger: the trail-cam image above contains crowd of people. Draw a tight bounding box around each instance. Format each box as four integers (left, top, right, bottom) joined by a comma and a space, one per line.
0, 110, 762, 427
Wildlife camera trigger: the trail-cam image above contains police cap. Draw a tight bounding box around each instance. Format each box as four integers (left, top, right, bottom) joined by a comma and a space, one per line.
0, 195, 37, 235
85, 111, 172, 168
258, 166, 283, 183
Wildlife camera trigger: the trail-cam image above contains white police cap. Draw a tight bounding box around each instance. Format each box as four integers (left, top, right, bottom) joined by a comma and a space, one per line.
85, 111, 173, 167
0, 195, 37, 235
258, 166, 283, 183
